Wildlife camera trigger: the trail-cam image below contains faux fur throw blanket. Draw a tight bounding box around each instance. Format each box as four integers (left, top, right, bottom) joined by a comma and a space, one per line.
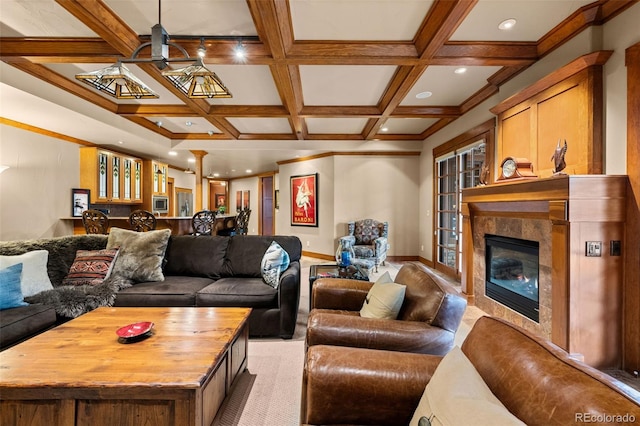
0, 235, 132, 318
24, 275, 132, 318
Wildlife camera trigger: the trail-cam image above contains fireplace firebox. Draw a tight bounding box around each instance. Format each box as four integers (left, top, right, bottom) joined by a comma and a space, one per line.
485, 235, 539, 322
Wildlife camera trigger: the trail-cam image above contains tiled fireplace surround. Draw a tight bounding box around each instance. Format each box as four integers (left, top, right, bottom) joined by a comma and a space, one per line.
472, 216, 552, 340
461, 175, 627, 369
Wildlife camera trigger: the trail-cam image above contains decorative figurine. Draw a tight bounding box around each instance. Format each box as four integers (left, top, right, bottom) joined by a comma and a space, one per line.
551, 139, 568, 174
479, 161, 490, 186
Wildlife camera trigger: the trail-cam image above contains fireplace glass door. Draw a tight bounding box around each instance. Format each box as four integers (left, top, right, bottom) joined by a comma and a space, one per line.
485, 235, 540, 322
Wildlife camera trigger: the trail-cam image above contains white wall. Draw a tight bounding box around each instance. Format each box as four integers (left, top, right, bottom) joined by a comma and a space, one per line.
0, 125, 77, 240
277, 154, 419, 257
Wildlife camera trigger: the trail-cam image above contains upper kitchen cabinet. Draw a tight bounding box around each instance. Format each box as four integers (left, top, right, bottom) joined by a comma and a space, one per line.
80, 147, 143, 204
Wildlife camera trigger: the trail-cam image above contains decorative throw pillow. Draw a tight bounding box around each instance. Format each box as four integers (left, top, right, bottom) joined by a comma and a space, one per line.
409, 346, 525, 426
261, 241, 290, 289
360, 271, 406, 319
0, 263, 28, 310
0, 250, 54, 297
62, 248, 119, 286
106, 228, 171, 282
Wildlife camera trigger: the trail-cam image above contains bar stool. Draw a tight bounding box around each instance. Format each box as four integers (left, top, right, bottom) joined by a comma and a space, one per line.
82, 209, 109, 234
191, 210, 217, 235
129, 209, 157, 232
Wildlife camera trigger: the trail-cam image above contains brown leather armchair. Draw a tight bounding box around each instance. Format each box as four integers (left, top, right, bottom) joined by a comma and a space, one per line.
301, 316, 640, 425
306, 263, 467, 355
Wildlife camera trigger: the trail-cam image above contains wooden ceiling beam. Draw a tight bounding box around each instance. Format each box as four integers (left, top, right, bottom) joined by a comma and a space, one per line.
247, 0, 305, 140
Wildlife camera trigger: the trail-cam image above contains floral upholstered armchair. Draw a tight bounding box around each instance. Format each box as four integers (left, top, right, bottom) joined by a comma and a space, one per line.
339, 219, 389, 272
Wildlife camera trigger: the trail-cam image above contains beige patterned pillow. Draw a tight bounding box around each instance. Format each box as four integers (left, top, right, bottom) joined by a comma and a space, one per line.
106, 228, 171, 282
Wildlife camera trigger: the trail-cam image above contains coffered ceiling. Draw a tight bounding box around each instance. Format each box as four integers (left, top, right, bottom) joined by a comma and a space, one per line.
0, 0, 634, 177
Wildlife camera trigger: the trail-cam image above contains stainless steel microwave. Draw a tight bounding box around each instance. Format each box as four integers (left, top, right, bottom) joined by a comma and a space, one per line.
152, 195, 169, 213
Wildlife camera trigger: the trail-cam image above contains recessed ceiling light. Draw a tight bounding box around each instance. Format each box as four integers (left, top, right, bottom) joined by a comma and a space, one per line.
155, 121, 163, 127
207, 130, 214, 136
168, 151, 177, 156
188, 158, 196, 163
498, 18, 516, 30
185, 121, 193, 126
246, 169, 252, 173
454, 67, 467, 74
213, 173, 220, 177
117, 140, 124, 144
381, 127, 389, 132
416, 91, 432, 99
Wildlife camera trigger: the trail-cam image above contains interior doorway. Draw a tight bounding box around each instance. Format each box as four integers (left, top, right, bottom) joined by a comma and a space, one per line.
260, 176, 274, 235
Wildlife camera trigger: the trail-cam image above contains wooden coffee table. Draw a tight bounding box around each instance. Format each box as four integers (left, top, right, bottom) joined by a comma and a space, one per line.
0, 307, 251, 426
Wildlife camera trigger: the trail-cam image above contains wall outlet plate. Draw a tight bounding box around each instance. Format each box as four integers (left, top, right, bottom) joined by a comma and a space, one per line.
585, 241, 602, 257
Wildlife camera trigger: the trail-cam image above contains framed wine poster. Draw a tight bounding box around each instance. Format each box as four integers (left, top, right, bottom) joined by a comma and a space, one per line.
290, 173, 317, 227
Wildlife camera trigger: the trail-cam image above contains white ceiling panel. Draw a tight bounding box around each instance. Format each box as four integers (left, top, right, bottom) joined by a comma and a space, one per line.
227, 117, 292, 134
306, 118, 368, 134
103, 0, 257, 37
450, 0, 594, 41
383, 118, 438, 135
402, 65, 502, 106
300, 65, 397, 106
204, 65, 282, 106
0, 0, 97, 37
290, 0, 434, 40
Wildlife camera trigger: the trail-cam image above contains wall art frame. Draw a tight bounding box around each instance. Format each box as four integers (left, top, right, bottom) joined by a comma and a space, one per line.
71, 188, 90, 217
290, 173, 318, 227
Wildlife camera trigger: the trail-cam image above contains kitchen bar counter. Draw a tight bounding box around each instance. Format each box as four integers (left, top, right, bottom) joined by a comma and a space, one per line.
64, 214, 236, 235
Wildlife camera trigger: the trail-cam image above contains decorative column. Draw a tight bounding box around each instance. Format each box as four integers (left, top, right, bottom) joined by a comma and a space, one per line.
190, 150, 207, 212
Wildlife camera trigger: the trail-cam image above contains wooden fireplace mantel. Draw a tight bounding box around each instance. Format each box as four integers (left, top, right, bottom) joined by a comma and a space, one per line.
461, 174, 627, 368
461, 174, 627, 222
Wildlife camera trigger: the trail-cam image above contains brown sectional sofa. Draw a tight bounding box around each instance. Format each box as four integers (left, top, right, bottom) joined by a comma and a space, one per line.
301, 315, 640, 425
0, 233, 301, 349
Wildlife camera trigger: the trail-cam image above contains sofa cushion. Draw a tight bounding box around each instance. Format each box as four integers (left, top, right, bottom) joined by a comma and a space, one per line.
223, 235, 302, 277
0, 235, 109, 287
0, 304, 56, 349
196, 277, 278, 308
410, 346, 524, 426
114, 276, 214, 307
1, 263, 28, 310
0, 250, 54, 297
107, 228, 171, 282
62, 248, 119, 286
360, 271, 405, 319
163, 235, 229, 279
261, 241, 290, 288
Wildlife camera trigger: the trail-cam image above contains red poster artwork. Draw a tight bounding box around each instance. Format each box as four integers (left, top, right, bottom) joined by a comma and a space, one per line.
290, 173, 318, 227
